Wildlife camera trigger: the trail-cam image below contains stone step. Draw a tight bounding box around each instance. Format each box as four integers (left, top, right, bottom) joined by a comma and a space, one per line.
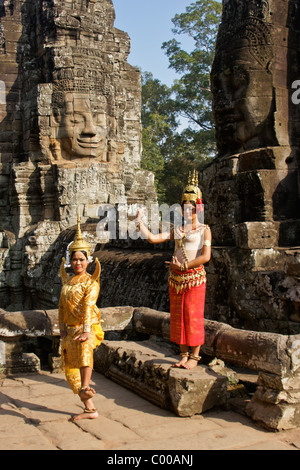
94, 340, 229, 417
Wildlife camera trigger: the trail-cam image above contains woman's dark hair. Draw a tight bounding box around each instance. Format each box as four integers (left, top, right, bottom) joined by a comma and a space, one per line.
70, 250, 88, 260
181, 200, 196, 209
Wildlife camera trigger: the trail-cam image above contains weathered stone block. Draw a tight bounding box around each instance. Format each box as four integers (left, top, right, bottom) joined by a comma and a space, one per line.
45, 309, 61, 336
0, 310, 50, 338
246, 396, 300, 431
101, 306, 134, 334
258, 372, 300, 392
94, 339, 228, 417
235, 221, 280, 249
237, 147, 291, 171
168, 367, 228, 417
0, 352, 40, 375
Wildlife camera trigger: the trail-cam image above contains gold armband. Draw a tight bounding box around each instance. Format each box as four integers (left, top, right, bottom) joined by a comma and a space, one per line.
203, 240, 211, 247
83, 324, 91, 334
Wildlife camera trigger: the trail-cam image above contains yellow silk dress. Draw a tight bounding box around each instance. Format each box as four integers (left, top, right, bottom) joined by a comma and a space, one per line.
58, 259, 104, 394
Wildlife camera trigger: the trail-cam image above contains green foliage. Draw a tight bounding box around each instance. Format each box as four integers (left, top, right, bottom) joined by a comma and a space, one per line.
140, 0, 222, 205
141, 112, 168, 202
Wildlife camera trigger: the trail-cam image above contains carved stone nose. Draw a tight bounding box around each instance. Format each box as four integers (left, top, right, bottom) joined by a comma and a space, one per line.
82, 116, 97, 136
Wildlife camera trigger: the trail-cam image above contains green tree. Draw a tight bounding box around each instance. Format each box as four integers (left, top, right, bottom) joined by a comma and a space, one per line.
140, 72, 178, 202
141, 71, 178, 131
162, 0, 221, 155
141, 112, 168, 202
141, 1, 222, 204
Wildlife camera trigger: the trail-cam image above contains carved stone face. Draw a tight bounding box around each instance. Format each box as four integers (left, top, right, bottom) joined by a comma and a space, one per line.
53, 92, 107, 160
211, 0, 277, 157
211, 58, 275, 157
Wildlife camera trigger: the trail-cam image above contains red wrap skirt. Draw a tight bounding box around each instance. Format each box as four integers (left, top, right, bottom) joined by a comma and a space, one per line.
169, 266, 206, 347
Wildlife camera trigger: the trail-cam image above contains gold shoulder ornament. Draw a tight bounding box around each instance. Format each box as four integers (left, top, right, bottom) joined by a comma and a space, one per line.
91, 258, 101, 283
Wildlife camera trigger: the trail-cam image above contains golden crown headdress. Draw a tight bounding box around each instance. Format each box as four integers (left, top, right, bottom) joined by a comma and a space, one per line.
181, 169, 202, 205
68, 209, 91, 258
60, 209, 101, 284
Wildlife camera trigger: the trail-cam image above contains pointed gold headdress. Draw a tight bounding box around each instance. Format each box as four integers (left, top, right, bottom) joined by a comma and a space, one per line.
60, 209, 101, 285
68, 209, 91, 257
181, 169, 202, 205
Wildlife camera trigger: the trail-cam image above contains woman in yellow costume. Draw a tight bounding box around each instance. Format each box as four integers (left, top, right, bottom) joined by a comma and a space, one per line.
59, 213, 104, 421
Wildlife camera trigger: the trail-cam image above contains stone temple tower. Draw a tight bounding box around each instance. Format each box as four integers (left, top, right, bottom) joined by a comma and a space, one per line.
199, 0, 300, 334
0, 0, 157, 310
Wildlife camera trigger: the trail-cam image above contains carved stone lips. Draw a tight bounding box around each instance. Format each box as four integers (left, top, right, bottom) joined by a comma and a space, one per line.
77, 138, 103, 148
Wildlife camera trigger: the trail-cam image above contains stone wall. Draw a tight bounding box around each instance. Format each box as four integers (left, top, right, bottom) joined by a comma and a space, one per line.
95, 245, 171, 312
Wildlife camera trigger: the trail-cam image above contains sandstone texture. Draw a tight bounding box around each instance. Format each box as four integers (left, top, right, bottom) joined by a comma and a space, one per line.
0, 0, 157, 311
197, 0, 300, 334
1, 371, 299, 450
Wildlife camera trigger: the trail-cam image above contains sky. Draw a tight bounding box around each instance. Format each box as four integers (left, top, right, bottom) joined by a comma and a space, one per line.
112, 0, 194, 86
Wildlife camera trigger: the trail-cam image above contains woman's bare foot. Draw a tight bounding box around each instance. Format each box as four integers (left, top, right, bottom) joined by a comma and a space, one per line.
71, 397, 98, 421
71, 408, 98, 421
172, 352, 189, 368
182, 354, 201, 370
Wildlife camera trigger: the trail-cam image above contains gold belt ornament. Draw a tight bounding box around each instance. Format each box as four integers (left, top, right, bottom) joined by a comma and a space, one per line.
169, 266, 206, 293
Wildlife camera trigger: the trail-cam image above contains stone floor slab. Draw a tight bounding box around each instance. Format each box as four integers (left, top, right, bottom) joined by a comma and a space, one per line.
76, 414, 143, 449
0, 371, 299, 451
38, 421, 105, 450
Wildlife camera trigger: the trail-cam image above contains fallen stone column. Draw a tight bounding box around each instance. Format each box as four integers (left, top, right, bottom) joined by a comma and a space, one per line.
133, 307, 170, 340
203, 320, 291, 376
